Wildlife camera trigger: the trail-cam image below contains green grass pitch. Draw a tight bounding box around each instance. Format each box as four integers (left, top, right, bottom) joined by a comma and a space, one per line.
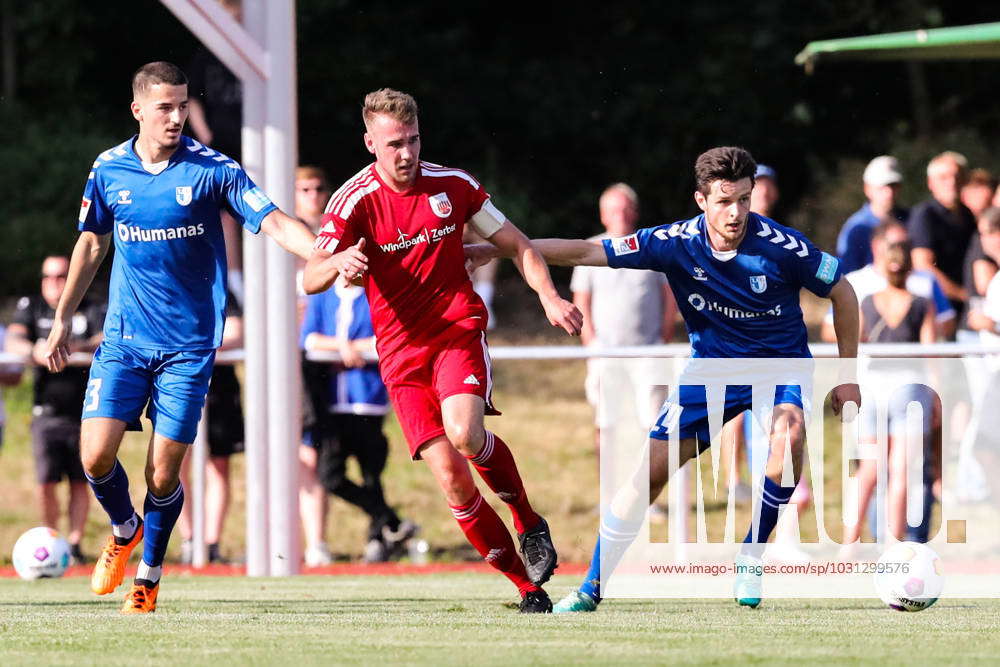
1, 573, 999, 665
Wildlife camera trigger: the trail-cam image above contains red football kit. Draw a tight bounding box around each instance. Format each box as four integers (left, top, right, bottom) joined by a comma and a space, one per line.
315, 161, 504, 456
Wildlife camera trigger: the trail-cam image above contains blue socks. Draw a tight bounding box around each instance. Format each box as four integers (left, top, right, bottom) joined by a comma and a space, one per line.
85, 460, 136, 526
579, 512, 644, 603
741, 476, 795, 558
142, 484, 185, 568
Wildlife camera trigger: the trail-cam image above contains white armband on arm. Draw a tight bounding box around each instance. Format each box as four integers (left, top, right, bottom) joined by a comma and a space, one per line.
469, 199, 506, 238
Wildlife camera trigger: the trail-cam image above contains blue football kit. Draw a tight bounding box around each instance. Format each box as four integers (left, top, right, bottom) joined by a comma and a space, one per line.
602, 212, 843, 443
78, 135, 276, 443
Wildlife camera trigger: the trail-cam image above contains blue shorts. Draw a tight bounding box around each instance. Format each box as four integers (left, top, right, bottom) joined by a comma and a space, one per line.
650, 384, 804, 448
83, 341, 216, 444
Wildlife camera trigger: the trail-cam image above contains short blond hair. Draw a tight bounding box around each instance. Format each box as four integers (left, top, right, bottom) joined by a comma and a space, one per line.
362, 88, 419, 127
600, 183, 639, 209
295, 165, 328, 186
927, 150, 968, 177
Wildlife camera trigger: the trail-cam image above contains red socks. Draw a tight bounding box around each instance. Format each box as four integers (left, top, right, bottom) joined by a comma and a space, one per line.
466, 431, 541, 534
449, 489, 537, 595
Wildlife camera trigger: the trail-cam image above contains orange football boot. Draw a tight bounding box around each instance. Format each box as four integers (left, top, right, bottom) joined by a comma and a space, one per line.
91, 521, 144, 595
120, 582, 158, 614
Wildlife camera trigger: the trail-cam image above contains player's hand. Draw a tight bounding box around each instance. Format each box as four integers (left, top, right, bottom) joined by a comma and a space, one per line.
44, 318, 71, 372
540, 294, 584, 336
338, 337, 365, 368
463, 243, 496, 274
830, 383, 861, 420
330, 238, 368, 282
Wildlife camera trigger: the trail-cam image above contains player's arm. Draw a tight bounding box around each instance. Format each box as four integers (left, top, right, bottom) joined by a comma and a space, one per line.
827, 276, 862, 416
484, 222, 583, 335
260, 210, 316, 260
661, 282, 677, 343
302, 239, 368, 294
465, 237, 607, 269
45, 232, 111, 372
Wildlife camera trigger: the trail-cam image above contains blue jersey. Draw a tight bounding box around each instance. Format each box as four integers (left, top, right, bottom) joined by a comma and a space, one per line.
78, 136, 276, 350
300, 284, 389, 416
604, 213, 843, 358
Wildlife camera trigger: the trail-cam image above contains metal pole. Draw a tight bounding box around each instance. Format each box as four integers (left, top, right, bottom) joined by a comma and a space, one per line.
190, 403, 209, 568
264, 0, 301, 575
241, 0, 270, 577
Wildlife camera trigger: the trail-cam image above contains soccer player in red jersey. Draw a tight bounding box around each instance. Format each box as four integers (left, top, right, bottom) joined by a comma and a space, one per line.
303, 89, 583, 613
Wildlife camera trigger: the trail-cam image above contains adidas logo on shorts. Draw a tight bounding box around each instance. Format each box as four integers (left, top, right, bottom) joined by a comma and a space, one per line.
463, 375, 480, 386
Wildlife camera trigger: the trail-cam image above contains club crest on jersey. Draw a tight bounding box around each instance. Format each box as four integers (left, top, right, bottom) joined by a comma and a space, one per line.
428, 192, 453, 218
749, 275, 767, 293
175, 186, 193, 206
612, 233, 639, 256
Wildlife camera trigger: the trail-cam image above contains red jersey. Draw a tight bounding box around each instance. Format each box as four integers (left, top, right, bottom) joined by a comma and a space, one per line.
315, 161, 493, 361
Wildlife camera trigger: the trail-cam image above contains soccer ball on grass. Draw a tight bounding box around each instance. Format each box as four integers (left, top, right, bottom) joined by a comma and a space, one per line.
12, 527, 71, 580
874, 541, 943, 612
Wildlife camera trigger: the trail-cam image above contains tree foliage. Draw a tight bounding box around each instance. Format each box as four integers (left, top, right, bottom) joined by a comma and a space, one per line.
3, 0, 1000, 294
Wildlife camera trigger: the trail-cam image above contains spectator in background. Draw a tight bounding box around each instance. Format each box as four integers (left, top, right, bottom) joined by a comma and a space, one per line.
837, 156, 908, 274
969, 208, 1000, 340
909, 151, 976, 323
843, 238, 939, 547
749, 164, 779, 219
570, 183, 675, 454
177, 289, 244, 564
6, 256, 105, 564
962, 169, 998, 219
960, 170, 1000, 339
295, 165, 335, 566
300, 280, 418, 562
186, 0, 245, 299
822, 220, 955, 342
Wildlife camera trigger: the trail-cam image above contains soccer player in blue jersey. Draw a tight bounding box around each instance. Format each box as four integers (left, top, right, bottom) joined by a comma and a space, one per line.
468, 146, 862, 611
44, 62, 315, 613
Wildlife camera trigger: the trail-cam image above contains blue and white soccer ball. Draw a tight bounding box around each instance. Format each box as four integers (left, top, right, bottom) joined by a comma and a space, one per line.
12, 527, 71, 580
874, 541, 943, 612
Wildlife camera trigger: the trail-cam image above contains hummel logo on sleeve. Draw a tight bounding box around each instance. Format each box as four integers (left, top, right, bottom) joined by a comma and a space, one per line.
757, 221, 809, 258
611, 234, 639, 256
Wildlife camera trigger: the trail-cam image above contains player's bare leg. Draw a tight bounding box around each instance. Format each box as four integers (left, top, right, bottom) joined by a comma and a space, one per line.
81, 418, 145, 596
121, 433, 188, 614
441, 393, 555, 586
735, 403, 806, 608
419, 437, 551, 612
555, 436, 699, 613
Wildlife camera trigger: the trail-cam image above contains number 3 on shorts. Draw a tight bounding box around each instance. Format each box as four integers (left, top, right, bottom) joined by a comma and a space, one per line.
84, 378, 103, 412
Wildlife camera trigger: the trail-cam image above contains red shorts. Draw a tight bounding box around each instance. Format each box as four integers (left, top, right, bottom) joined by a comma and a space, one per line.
381, 323, 499, 459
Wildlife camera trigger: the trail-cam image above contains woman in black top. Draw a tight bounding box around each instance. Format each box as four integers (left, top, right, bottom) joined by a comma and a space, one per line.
845, 241, 938, 548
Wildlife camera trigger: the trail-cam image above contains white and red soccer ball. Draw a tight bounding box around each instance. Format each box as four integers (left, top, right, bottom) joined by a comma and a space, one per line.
12, 527, 71, 580
874, 541, 944, 612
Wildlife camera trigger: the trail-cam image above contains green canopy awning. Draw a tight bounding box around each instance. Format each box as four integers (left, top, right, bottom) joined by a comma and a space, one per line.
796, 22, 1000, 71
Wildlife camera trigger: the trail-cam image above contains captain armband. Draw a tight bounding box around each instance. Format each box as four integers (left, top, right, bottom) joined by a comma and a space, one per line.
469, 200, 506, 238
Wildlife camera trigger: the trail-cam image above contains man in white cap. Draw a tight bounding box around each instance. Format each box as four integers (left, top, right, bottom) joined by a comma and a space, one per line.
836, 156, 908, 274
